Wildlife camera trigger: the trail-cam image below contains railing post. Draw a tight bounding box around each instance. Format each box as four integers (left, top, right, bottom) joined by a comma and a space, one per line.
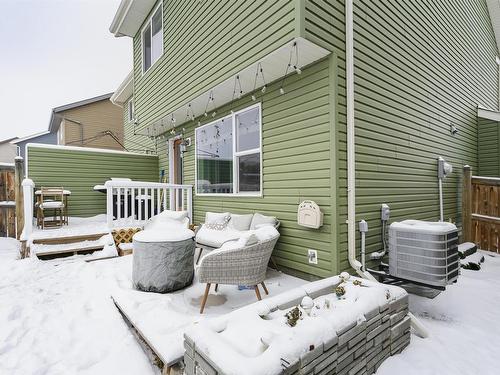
20, 178, 34, 258
187, 186, 193, 224
14, 156, 24, 240
462, 165, 472, 243
105, 183, 113, 228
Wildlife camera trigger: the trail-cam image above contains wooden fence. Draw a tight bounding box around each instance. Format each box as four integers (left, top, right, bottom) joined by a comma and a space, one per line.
0, 165, 15, 237
462, 166, 500, 253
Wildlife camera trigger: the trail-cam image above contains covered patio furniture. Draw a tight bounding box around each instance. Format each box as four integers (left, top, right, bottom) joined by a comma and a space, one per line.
37, 187, 66, 229
197, 230, 280, 313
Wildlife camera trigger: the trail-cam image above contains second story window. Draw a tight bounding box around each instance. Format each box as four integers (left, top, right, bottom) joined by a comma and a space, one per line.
142, 3, 163, 73
128, 100, 134, 122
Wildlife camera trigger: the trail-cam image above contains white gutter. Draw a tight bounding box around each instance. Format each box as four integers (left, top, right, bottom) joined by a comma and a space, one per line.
344, 0, 428, 338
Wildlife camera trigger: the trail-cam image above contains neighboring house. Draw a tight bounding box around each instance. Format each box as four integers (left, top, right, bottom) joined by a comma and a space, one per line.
109, 0, 500, 279
49, 93, 124, 151
12, 93, 125, 161
11, 131, 57, 160
0, 137, 18, 163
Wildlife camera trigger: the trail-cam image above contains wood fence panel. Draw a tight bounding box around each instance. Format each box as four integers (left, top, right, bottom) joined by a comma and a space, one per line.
0, 168, 16, 238
466, 173, 500, 253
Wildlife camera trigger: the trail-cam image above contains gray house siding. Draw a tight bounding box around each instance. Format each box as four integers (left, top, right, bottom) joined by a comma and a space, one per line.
16, 132, 58, 160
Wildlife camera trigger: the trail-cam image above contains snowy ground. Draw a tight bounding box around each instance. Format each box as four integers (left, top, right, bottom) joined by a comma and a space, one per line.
1, 236, 499, 375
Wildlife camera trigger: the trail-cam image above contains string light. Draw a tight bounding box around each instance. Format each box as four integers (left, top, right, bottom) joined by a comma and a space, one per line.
251, 62, 267, 101
279, 41, 300, 95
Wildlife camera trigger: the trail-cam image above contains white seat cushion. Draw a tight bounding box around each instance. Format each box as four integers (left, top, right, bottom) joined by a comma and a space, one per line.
228, 214, 253, 231
250, 213, 276, 230
195, 226, 242, 248
154, 210, 189, 222
40, 201, 64, 209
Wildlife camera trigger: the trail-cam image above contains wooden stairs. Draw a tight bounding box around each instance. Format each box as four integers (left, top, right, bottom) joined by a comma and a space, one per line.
32, 232, 109, 260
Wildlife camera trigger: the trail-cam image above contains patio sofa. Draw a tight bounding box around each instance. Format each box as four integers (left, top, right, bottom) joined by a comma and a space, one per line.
195, 212, 280, 263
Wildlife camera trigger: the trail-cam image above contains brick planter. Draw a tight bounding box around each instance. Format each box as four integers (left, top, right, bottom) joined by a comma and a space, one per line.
184, 277, 410, 375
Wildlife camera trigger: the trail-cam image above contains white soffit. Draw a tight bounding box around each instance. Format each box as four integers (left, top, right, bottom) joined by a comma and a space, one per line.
140, 37, 331, 137
478, 106, 500, 121
110, 0, 157, 37
111, 71, 133, 106
486, 0, 500, 53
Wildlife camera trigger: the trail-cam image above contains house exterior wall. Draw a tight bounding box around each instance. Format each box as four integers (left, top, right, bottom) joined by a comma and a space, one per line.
304, 0, 499, 270
122, 0, 498, 278
15, 132, 58, 160
0, 143, 17, 163
59, 99, 124, 150
123, 97, 155, 154
26, 145, 159, 217
478, 118, 500, 176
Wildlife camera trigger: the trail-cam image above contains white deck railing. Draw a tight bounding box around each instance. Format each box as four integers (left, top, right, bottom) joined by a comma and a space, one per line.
104, 180, 193, 228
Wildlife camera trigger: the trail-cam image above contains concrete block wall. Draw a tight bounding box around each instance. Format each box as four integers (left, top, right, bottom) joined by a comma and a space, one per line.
184, 293, 410, 375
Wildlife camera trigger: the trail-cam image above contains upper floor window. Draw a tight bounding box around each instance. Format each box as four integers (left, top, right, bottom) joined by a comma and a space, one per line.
195, 103, 262, 196
142, 3, 163, 73
128, 100, 134, 122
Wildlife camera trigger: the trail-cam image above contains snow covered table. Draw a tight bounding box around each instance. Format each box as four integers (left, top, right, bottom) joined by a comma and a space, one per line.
184, 274, 410, 375
132, 228, 195, 293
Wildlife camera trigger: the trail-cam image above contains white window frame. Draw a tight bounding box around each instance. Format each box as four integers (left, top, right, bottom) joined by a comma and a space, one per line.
141, 1, 163, 74
128, 100, 134, 122
195, 102, 262, 197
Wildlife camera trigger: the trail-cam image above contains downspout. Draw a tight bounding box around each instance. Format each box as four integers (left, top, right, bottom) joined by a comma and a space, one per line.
345, 0, 369, 280
344, 0, 428, 338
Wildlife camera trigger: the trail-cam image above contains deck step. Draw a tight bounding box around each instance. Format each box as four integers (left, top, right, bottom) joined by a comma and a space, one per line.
32, 232, 109, 245
458, 242, 477, 259
36, 245, 105, 260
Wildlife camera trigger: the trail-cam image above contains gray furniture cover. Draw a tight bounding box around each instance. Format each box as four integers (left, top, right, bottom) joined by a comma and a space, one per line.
132, 233, 195, 293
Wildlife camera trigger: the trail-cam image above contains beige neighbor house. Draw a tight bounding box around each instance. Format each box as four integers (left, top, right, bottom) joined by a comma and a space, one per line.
49, 93, 124, 151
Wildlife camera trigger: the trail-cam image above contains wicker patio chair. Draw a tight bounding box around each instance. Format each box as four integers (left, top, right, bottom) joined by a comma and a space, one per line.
197, 234, 279, 313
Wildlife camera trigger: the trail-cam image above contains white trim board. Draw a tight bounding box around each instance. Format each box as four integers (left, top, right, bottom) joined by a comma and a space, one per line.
478, 106, 500, 122
26, 143, 158, 157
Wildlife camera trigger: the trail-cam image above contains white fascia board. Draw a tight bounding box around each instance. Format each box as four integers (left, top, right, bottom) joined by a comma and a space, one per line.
111, 71, 134, 106
478, 106, 500, 122
109, 0, 157, 38
26, 143, 158, 158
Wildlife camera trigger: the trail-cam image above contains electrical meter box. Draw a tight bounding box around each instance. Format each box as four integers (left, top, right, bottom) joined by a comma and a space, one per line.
297, 200, 323, 229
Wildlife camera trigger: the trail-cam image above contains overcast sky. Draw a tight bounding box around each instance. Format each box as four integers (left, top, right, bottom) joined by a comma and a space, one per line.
0, 0, 131, 141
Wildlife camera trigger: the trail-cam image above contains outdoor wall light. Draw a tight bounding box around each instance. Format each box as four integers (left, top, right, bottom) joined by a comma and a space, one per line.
450, 124, 458, 136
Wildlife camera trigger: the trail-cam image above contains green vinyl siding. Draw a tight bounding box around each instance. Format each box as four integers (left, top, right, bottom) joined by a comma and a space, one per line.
132, 0, 299, 131
27, 146, 159, 217
123, 97, 155, 154
123, 0, 498, 278
478, 118, 500, 176
305, 0, 498, 271
155, 60, 336, 277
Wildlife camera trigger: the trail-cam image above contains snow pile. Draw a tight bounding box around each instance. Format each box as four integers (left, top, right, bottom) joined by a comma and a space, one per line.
379, 251, 500, 375
0, 237, 20, 261
186, 276, 406, 375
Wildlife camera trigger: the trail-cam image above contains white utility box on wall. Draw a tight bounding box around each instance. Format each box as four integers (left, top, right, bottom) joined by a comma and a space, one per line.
297, 200, 324, 229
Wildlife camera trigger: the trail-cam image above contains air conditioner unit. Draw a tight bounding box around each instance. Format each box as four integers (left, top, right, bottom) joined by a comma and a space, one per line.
388, 220, 459, 288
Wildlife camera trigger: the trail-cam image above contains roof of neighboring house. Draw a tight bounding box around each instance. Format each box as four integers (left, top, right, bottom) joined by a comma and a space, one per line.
10, 131, 51, 144
48, 93, 114, 132
110, 72, 133, 106
486, 0, 500, 53
109, 0, 157, 37
0, 137, 18, 145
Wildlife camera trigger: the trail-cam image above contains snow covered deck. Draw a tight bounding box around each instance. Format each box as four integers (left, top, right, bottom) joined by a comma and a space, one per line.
27, 215, 147, 259
1, 238, 500, 374
112, 268, 306, 367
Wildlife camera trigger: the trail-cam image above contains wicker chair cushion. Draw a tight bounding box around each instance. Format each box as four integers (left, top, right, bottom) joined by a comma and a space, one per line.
227, 214, 254, 231
250, 213, 277, 230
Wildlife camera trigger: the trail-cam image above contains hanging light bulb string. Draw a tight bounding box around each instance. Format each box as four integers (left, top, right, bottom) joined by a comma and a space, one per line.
251, 62, 268, 100
279, 41, 300, 95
